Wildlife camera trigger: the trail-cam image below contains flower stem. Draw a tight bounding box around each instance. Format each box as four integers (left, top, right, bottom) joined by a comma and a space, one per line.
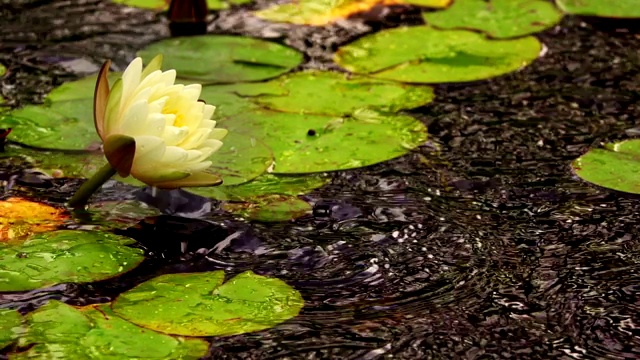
68, 162, 117, 208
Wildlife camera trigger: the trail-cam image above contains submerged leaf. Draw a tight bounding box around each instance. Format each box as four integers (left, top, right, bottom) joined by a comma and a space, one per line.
112, 271, 304, 336
223, 195, 311, 222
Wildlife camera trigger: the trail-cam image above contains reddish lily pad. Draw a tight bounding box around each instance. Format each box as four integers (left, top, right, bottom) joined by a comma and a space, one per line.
11, 301, 208, 359
0, 197, 69, 243
255, 0, 450, 25
422, 0, 563, 39
112, 271, 304, 336
335, 26, 542, 83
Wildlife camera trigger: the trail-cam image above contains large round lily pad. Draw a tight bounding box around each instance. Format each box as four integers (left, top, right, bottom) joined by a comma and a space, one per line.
0, 308, 22, 349
556, 0, 640, 18
254, 0, 450, 26
112, 271, 304, 336
0, 230, 145, 292
112, 0, 251, 11
572, 140, 640, 194
422, 0, 563, 39
187, 173, 329, 200
137, 36, 303, 84
4, 101, 100, 151
335, 26, 542, 83
1, 144, 105, 179
11, 301, 208, 360
216, 71, 435, 115
221, 109, 427, 174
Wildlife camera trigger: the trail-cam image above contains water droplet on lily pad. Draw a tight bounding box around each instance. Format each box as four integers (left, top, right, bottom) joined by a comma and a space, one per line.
112, 271, 304, 336
10, 301, 208, 359
0, 230, 144, 292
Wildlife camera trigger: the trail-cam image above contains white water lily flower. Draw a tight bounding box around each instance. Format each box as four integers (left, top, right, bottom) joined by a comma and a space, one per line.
94, 55, 227, 188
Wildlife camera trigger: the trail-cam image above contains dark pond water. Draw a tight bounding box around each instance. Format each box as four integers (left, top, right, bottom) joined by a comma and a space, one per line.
2, 1, 640, 359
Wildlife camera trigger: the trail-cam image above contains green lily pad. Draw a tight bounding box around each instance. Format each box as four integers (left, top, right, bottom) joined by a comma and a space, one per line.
0, 308, 23, 349
255, 0, 450, 25
187, 173, 329, 200
335, 26, 542, 83
0, 144, 105, 179
4, 100, 100, 151
422, 0, 563, 39
572, 139, 640, 194
223, 195, 311, 222
12, 301, 208, 360
137, 36, 303, 84
221, 109, 427, 174
200, 85, 263, 121
207, 131, 273, 186
46, 72, 121, 103
0, 230, 145, 292
218, 70, 434, 115
556, 0, 640, 18
0, 63, 6, 77
112, 0, 252, 10
112, 271, 304, 336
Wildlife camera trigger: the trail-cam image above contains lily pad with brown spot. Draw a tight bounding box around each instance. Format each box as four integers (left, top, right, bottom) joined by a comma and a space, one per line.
0, 197, 69, 243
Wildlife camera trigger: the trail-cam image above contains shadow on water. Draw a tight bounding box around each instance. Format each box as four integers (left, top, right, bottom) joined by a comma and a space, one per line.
1, 0, 640, 358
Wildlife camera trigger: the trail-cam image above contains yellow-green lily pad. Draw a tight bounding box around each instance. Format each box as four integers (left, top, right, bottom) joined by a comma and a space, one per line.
0, 308, 23, 349
112, 271, 304, 336
556, 0, 640, 18
0, 230, 145, 292
573, 139, 640, 194
112, 0, 252, 11
221, 109, 427, 174
137, 35, 303, 84
11, 301, 208, 359
215, 70, 435, 116
423, 0, 563, 39
335, 26, 542, 83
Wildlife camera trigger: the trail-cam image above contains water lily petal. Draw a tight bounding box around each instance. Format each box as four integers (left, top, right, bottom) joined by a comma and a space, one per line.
163, 126, 189, 146
133, 135, 166, 164
132, 168, 191, 187
145, 113, 167, 138
182, 84, 202, 101
120, 58, 143, 116
201, 139, 224, 153
119, 100, 150, 136
202, 104, 216, 120
94, 60, 111, 140
178, 128, 211, 149
141, 54, 163, 79
104, 78, 123, 135
152, 171, 223, 189
210, 128, 228, 140
162, 146, 190, 163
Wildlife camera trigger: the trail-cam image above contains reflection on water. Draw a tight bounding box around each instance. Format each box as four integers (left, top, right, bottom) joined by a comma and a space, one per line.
2, 0, 640, 358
